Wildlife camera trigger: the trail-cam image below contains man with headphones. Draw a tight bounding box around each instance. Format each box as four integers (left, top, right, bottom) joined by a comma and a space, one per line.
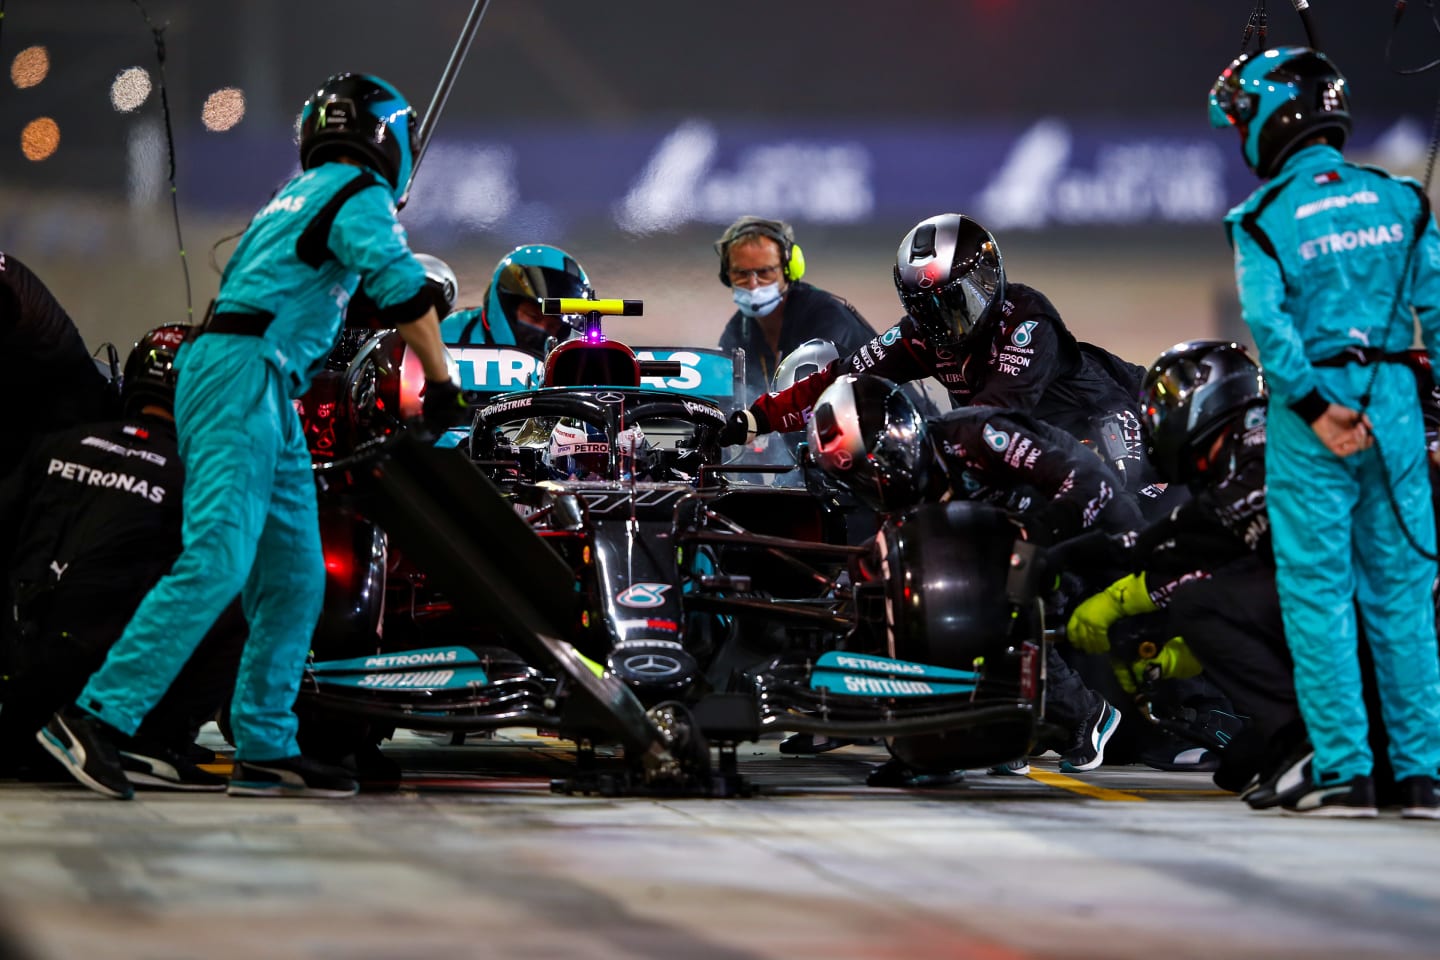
715, 216, 877, 405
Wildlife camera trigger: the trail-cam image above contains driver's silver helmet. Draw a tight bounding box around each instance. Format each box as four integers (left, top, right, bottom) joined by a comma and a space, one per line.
806, 374, 934, 512
773, 338, 840, 394
545, 418, 610, 480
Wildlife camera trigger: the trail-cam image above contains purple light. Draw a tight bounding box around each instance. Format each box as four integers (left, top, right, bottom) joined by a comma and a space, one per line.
588, 330, 601, 342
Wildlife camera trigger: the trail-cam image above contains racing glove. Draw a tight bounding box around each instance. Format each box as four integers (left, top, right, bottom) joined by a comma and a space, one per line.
421, 378, 468, 435
1113, 636, 1203, 694
718, 407, 770, 446
1066, 572, 1157, 654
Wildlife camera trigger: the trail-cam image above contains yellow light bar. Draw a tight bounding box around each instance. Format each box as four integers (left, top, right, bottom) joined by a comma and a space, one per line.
541, 298, 643, 316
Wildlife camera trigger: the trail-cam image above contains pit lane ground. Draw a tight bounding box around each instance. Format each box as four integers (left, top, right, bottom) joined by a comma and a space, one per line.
0, 728, 1437, 960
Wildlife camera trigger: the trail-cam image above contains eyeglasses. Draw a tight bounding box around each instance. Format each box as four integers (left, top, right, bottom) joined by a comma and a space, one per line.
728, 264, 782, 285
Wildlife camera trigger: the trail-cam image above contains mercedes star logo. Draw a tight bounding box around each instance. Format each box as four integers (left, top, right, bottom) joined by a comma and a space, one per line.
623, 653, 683, 677
596, 392, 625, 404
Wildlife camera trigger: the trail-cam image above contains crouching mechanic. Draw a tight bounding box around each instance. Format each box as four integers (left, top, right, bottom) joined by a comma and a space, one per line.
1067, 341, 1307, 800
720, 213, 1167, 508
806, 374, 1138, 781
37, 73, 466, 801
1, 325, 240, 788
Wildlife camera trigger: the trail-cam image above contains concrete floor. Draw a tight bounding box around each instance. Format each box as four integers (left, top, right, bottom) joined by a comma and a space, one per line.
1, 729, 1438, 960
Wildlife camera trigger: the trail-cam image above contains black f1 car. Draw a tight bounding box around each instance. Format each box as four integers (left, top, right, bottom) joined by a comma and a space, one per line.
293, 298, 1047, 794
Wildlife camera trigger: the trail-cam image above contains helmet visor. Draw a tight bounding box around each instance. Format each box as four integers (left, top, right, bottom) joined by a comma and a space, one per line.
1141, 356, 1210, 436
898, 242, 1001, 342
498, 263, 595, 330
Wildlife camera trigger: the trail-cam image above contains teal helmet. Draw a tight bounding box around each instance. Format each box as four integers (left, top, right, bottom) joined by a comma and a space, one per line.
1209, 46, 1350, 179
484, 244, 594, 335
299, 73, 418, 204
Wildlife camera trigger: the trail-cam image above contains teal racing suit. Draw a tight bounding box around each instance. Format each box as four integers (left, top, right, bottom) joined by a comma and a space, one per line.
76, 163, 431, 762
1226, 143, 1440, 786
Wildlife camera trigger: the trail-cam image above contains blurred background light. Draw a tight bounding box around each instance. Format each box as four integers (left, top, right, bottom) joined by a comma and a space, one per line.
201, 87, 246, 132
20, 118, 60, 161
10, 45, 49, 89
110, 67, 153, 112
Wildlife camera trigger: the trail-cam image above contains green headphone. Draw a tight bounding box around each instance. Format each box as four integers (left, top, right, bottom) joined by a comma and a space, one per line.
715, 216, 807, 287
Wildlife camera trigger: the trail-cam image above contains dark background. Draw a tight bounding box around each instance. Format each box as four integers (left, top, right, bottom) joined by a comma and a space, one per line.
2, 1, 1439, 363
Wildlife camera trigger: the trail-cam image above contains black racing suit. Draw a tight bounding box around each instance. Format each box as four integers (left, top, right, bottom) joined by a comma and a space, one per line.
1121, 404, 1299, 789
0, 415, 240, 772
0, 253, 115, 478
929, 406, 1141, 734
749, 283, 1166, 505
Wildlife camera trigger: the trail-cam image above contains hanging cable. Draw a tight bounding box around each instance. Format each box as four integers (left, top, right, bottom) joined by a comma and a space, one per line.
1238, 0, 1269, 54
1345, 0, 1440, 561
1289, 0, 1320, 49
130, 0, 194, 323
1386, 0, 1440, 74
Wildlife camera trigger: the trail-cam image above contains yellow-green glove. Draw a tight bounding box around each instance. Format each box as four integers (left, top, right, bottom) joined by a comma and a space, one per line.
1113, 636, 1204, 694
1066, 573, 1157, 654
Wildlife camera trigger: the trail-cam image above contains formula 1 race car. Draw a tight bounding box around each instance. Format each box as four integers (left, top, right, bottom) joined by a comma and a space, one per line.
294, 299, 1047, 795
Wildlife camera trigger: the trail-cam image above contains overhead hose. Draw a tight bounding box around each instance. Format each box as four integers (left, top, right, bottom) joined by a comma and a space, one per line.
1353, 0, 1440, 562
1238, 0, 1268, 54
131, 0, 194, 323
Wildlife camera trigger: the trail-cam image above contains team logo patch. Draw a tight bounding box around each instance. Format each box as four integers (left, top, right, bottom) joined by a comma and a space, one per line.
983, 423, 1009, 451
616, 583, 671, 608
880, 326, 901, 346
1313, 170, 1341, 185
1244, 407, 1265, 430
1010, 321, 1038, 347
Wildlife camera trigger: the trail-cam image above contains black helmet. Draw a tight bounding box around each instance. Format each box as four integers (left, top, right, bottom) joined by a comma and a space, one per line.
298, 73, 418, 203
121, 323, 190, 416
1208, 47, 1351, 179
806, 374, 934, 512
1140, 340, 1267, 483
893, 214, 1004, 346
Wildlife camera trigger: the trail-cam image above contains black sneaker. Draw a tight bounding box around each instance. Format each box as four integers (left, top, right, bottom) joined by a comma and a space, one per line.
1059, 698, 1121, 773
227, 755, 359, 798
119, 740, 227, 792
866, 757, 964, 789
35, 707, 134, 800
1142, 744, 1219, 773
1281, 774, 1378, 818
1245, 749, 1314, 810
988, 758, 1031, 776
1399, 776, 1440, 820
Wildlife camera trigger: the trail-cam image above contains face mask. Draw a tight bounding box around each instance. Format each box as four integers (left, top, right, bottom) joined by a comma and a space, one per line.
733, 282, 783, 319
